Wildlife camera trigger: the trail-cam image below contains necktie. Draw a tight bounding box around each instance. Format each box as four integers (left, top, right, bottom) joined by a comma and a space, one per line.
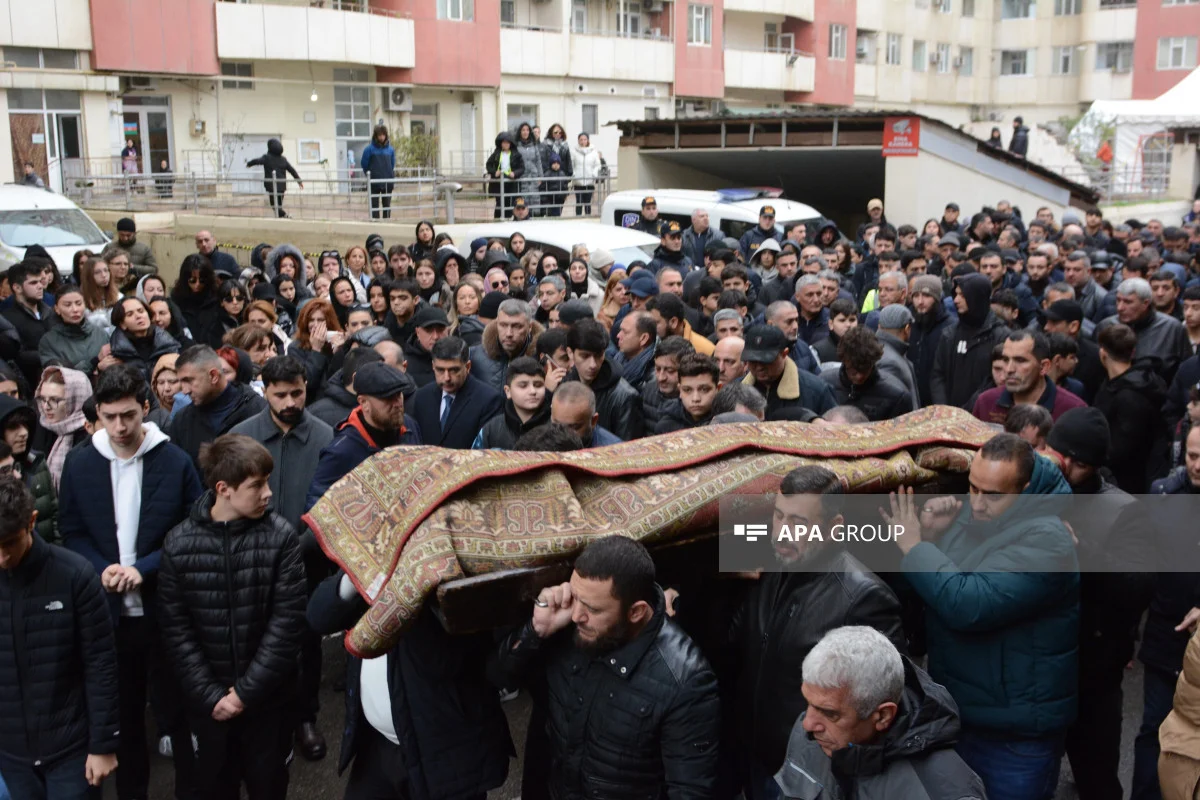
440, 393, 454, 432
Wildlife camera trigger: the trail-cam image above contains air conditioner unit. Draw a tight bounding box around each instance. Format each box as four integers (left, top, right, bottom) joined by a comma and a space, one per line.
125, 75, 157, 92
930, 53, 941, 65
382, 86, 413, 112
642, 0, 664, 11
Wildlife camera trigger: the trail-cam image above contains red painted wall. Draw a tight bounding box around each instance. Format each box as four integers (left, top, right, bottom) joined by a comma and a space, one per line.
377, 0, 501, 87
674, 0, 724, 99
1131, 0, 1200, 99
90, 0, 219, 75
783, 0, 855, 106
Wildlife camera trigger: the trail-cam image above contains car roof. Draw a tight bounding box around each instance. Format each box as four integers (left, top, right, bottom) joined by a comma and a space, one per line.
465, 220, 661, 249
0, 184, 88, 211
604, 189, 822, 220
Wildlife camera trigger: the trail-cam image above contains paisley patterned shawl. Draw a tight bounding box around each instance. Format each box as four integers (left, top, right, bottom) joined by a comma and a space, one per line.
303, 406, 994, 657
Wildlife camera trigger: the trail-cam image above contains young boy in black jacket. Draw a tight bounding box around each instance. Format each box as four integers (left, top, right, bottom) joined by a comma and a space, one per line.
473, 356, 550, 449
158, 434, 307, 800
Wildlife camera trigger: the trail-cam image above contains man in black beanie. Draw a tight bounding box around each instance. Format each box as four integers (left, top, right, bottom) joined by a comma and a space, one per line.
477, 291, 508, 325
110, 217, 159, 277
1046, 407, 1155, 800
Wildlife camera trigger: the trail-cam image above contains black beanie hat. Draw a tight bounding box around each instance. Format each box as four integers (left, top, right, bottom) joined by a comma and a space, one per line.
116, 217, 136, 233
479, 291, 509, 320
1046, 406, 1110, 467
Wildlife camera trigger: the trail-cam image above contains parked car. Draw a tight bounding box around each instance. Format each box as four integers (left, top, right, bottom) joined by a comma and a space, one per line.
0, 185, 109, 275
601, 187, 828, 242
465, 220, 660, 271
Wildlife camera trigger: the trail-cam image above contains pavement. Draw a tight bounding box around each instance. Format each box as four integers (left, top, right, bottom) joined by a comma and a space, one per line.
116, 636, 1142, 800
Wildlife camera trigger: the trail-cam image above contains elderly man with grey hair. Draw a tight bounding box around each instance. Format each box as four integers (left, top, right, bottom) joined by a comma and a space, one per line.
1062, 250, 1108, 323
1096, 277, 1192, 380
794, 274, 829, 346
863, 270, 907, 331
774, 626, 986, 800
712, 308, 744, 341
471, 296, 543, 391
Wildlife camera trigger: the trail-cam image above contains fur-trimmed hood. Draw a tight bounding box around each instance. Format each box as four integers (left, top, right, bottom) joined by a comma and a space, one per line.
265, 243, 307, 286
481, 317, 544, 361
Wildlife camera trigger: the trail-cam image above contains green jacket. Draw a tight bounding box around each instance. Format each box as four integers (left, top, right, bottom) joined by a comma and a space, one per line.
38, 319, 107, 372
901, 502, 1078, 737
25, 455, 58, 545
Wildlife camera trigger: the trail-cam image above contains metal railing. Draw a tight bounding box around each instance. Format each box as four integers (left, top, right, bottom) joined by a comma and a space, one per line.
573, 25, 672, 41
64, 172, 616, 224
1058, 163, 1173, 201
216, 0, 408, 18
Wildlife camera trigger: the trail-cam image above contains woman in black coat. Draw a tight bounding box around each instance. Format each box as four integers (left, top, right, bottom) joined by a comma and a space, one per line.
485, 132, 524, 219
171, 254, 221, 345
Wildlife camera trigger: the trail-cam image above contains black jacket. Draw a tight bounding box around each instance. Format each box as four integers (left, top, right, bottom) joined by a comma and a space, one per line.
742, 359, 837, 420
109, 326, 180, 381
489, 589, 720, 800
1073, 334, 1105, 402
1009, 125, 1030, 157
403, 333, 436, 388
908, 299, 954, 407
306, 407, 422, 511
1143, 470, 1200, 675
822, 365, 915, 421
641, 379, 675, 432
1093, 360, 1169, 492
410, 374, 503, 450
1, 300, 55, 352
654, 398, 711, 433
289, 346, 329, 402
563, 359, 644, 441
647, 246, 693, 274
485, 132, 525, 197
247, 137, 301, 188
473, 398, 550, 449
308, 572, 513, 799
166, 381, 267, 468
726, 549, 906, 775
0, 534, 119, 766
931, 274, 1010, 408
469, 319, 544, 392
158, 493, 308, 715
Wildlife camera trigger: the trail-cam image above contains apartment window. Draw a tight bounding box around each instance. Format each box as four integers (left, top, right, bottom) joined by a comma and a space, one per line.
501, 0, 515, 25
3, 47, 78, 69
1158, 36, 1198, 69
581, 104, 598, 135
334, 74, 371, 139
1054, 0, 1081, 13
571, 0, 587, 32
688, 4, 712, 45
506, 104, 538, 131
1099, 0, 1136, 6
436, 0, 474, 21
1164, 0, 1200, 5
912, 39, 927, 71
1000, 48, 1032, 74
220, 62, 253, 90
935, 42, 952, 72
962, 0, 975, 14
934, 0, 953, 13
646, 107, 660, 120
617, 6, 641, 35
886, 33, 902, 65
1096, 41, 1135, 70
1052, 45, 1076, 73
1000, 0, 1036, 17
829, 24, 848, 60
856, 32, 877, 64
959, 45, 974, 75
765, 22, 795, 52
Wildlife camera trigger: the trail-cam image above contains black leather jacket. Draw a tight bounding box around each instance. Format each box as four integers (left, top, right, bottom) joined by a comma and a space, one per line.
489, 589, 720, 800
564, 359, 645, 441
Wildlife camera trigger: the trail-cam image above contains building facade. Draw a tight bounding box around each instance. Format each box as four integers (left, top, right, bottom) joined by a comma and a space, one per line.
1, 0, 1195, 189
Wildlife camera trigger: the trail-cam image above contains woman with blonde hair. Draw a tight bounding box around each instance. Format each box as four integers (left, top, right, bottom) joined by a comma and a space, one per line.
246, 299, 290, 354
449, 282, 485, 346
596, 271, 631, 330
79, 256, 121, 333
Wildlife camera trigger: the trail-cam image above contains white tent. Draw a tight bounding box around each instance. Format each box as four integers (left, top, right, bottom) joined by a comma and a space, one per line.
1071, 67, 1200, 192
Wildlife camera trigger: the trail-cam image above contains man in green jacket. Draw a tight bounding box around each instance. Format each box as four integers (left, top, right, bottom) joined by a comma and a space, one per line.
885, 433, 1078, 800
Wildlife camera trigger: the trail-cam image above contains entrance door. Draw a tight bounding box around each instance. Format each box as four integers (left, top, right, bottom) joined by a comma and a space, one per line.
121, 97, 174, 178
223, 134, 278, 194
460, 101, 476, 172
54, 114, 83, 194
336, 139, 370, 193
9, 113, 47, 186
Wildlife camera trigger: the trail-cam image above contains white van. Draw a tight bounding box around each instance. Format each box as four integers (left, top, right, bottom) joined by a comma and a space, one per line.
600, 188, 827, 242
0, 185, 110, 275
464, 220, 660, 270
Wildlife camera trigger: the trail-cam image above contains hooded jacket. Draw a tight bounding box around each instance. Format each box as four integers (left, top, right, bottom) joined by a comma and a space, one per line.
774, 658, 986, 800
246, 137, 301, 187
1093, 359, 1169, 492
0, 395, 56, 543
472, 398, 551, 450
513, 127, 545, 192
264, 243, 309, 289
1009, 124, 1030, 157
930, 273, 1010, 408
305, 407, 422, 511
739, 223, 783, 262
37, 316, 108, 371
640, 379, 676, 431
570, 142, 602, 186
109, 325, 180, 381
749, 238, 782, 286
563, 359, 644, 441
485, 132, 525, 198
469, 319, 544, 392
908, 299, 954, 407
360, 134, 396, 187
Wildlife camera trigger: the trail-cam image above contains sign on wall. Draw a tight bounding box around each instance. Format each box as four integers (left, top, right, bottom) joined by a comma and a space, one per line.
882, 117, 920, 157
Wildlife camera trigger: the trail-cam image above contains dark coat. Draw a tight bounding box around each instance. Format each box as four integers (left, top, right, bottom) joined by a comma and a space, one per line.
682, 225, 720, 269
158, 493, 308, 715
1, 300, 55, 352
472, 399, 550, 450
822, 365, 915, 421
930, 274, 1010, 408
360, 138, 396, 188
563, 359, 644, 441
654, 398, 711, 434
308, 572, 514, 799
1093, 360, 1169, 492
488, 590, 720, 800
739, 224, 783, 261
37, 319, 107, 371
469, 318, 544, 392
165, 381, 267, 469
230, 409, 334, 531
485, 133, 525, 197
727, 549, 906, 775
410, 374, 503, 450
108, 326, 180, 381
289, 346, 329, 402
403, 333, 436, 388
641, 379, 675, 431
246, 137, 301, 190
1009, 124, 1030, 157
58, 433, 203, 622
742, 358, 837, 420
0, 534, 119, 766
908, 300, 954, 407
308, 371, 362, 429
1097, 308, 1192, 383
1143, 470, 1200, 675
305, 407, 422, 512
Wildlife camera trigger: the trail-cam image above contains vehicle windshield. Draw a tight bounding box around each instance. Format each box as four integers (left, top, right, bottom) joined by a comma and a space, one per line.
612, 244, 657, 266
0, 208, 107, 248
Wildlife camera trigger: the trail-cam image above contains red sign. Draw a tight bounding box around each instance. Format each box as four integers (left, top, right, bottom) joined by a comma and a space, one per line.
882, 117, 921, 157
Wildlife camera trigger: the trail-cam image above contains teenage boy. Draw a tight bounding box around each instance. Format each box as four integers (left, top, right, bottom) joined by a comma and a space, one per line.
385, 279, 420, 344
58, 364, 202, 800
656, 354, 720, 432
159, 434, 307, 800
473, 357, 550, 449
813, 298, 858, 364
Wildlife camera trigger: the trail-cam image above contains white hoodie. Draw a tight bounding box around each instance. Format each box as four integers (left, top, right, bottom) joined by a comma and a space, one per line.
92, 421, 169, 617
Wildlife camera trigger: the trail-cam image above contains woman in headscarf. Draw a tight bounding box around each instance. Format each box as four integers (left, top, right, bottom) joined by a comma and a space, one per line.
565, 258, 603, 312
408, 220, 436, 262
467, 238, 490, 274
35, 366, 92, 491
146, 352, 180, 429
328, 276, 359, 330
148, 297, 195, 351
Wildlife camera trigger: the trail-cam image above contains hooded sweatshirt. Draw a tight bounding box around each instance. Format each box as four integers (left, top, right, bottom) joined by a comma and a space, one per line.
930, 273, 1010, 408
91, 422, 170, 617
246, 137, 301, 185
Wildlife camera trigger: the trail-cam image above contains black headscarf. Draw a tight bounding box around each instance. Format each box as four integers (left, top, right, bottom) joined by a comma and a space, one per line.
328, 276, 357, 328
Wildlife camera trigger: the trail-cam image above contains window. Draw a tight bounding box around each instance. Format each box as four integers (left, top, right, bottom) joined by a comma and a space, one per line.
1096, 41, 1134, 70
333, 70, 371, 139
934, 0, 953, 13
501, 0, 515, 24
764, 22, 795, 52
571, 0, 587, 32
1000, 48, 1032, 74
617, 7, 641, 35
958, 45, 974, 75
645, 107, 660, 120
1099, 0, 1136, 6
581, 104, 598, 135
3, 47, 77, 69
436, 0, 473, 21
1000, 0, 1035, 17
688, 4, 712, 45
912, 39, 927, 71
409, 104, 438, 136
506, 104, 538, 131
1164, 0, 1200, 5
1158, 37, 1198, 69
221, 62, 253, 90
1052, 45, 1076, 74
886, 33, 902, 65
856, 32, 877, 64
962, 0, 975, 14
829, 24, 847, 59
1054, 0, 1080, 13
936, 42, 951, 72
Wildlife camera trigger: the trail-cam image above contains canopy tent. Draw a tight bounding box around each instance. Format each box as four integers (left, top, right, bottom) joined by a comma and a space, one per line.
1071, 68, 1200, 193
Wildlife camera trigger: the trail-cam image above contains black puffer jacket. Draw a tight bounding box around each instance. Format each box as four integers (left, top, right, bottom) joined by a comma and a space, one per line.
563, 359, 644, 441
640, 378, 675, 431
308, 370, 361, 429
822, 365, 915, 421
930, 274, 1009, 408
109, 326, 180, 381
1093, 359, 1169, 492
0, 534, 119, 766
489, 589, 720, 800
158, 493, 307, 715
473, 399, 550, 449
403, 333, 436, 388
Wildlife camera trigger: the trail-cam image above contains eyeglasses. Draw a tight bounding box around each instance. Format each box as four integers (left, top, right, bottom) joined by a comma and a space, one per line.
490, 279, 509, 289
36, 396, 65, 409
0, 463, 16, 477
224, 295, 245, 304
187, 274, 203, 284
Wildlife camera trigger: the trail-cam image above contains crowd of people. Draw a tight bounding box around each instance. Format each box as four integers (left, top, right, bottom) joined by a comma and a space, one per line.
1, 192, 1200, 800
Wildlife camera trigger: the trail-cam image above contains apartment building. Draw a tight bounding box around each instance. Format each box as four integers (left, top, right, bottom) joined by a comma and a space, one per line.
0, 0, 1195, 191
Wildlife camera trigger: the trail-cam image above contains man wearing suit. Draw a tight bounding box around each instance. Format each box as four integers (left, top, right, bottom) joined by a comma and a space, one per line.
410, 336, 504, 450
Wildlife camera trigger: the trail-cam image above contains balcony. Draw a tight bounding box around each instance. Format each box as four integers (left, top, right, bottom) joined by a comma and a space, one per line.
723, 0, 814, 21
499, 25, 674, 82
854, 62, 877, 97
725, 48, 814, 92
215, 0, 415, 68
0, 0, 93, 50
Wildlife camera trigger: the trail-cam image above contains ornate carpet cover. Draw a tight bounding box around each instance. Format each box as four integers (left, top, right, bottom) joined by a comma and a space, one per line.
303, 406, 995, 657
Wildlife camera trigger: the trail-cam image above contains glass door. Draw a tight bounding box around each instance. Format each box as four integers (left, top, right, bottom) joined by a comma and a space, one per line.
122, 97, 174, 178
54, 114, 83, 194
